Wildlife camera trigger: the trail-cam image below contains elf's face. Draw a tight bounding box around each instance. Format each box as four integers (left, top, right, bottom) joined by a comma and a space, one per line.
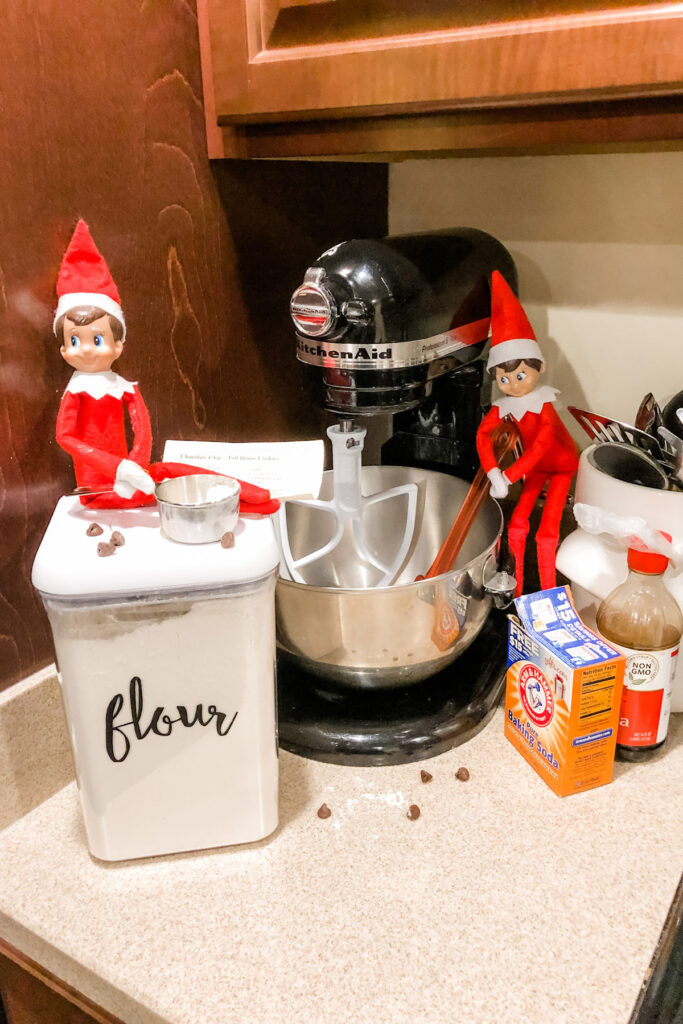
60, 315, 123, 373
495, 361, 544, 399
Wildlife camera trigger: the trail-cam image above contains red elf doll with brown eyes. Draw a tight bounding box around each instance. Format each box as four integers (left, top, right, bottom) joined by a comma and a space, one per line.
54, 220, 278, 515
476, 271, 579, 596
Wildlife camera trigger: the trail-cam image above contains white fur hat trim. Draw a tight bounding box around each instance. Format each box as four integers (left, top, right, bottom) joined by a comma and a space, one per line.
486, 337, 543, 370
53, 292, 126, 341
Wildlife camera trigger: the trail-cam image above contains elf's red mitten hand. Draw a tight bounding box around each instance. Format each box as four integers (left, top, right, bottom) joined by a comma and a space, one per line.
150, 463, 280, 515
238, 497, 281, 516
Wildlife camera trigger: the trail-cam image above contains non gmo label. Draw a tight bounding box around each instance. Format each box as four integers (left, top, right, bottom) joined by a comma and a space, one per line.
612, 642, 679, 747
624, 653, 660, 686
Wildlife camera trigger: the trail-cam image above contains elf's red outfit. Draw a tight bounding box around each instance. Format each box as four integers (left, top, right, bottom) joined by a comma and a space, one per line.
476, 388, 579, 594
476, 271, 579, 595
54, 221, 278, 516
55, 371, 277, 512
56, 371, 151, 507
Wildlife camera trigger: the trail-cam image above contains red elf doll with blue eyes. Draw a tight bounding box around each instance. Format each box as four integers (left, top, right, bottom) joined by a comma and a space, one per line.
55, 220, 278, 515
476, 271, 579, 596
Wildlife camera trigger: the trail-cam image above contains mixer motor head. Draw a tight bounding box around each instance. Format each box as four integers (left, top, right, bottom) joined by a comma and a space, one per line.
290, 228, 517, 416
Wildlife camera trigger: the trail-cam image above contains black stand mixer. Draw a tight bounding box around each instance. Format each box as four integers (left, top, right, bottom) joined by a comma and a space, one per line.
277, 228, 518, 765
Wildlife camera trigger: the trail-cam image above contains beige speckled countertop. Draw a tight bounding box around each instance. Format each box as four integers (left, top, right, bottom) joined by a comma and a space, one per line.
1, 670, 682, 1024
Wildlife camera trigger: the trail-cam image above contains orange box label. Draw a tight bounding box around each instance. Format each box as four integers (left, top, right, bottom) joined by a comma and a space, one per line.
505, 586, 625, 797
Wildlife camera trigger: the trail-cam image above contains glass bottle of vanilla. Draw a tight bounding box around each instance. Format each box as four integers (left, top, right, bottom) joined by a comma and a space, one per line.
596, 542, 682, 762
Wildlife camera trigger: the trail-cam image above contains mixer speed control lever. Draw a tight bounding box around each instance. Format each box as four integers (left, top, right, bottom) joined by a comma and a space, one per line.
341, 299, 371, 325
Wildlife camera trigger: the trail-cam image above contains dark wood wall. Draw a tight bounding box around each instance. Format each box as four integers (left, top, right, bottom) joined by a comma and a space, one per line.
0, 0, 388, 691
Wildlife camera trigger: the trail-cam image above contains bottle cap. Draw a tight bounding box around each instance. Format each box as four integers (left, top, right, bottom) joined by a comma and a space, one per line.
627, 532, 671, 574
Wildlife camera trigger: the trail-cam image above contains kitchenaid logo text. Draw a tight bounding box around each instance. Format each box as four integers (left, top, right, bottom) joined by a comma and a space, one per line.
105, 677, 238, 764
297, 339, 393, 361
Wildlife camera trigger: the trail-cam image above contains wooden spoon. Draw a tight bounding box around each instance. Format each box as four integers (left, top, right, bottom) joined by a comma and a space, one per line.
635, 392, 663, 436
416, 419, 521, 581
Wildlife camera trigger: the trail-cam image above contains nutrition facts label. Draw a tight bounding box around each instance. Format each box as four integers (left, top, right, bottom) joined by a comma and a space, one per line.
580, 665, 619, 721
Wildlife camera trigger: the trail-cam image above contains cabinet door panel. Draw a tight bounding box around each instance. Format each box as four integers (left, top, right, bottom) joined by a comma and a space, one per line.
0, 944, 123, 1024
207, 1, 683, 123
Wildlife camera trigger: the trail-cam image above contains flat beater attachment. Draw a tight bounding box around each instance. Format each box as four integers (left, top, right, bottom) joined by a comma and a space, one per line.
279, 423, 418, 587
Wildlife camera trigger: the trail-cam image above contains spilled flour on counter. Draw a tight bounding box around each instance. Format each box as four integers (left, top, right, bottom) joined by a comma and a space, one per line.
361, 790, 407, 808
326, 789, 409, 830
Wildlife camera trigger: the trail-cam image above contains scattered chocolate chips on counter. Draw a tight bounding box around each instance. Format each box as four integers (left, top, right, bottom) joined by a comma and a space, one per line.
220, 531, 235, 548
420, 770, 432, 784
97, 542, 116, 558
317, 803, 332, 819
406, 804, 421, 820
455, 767, 470, 782
110, 531, 125, 547
86, 524, 103, 537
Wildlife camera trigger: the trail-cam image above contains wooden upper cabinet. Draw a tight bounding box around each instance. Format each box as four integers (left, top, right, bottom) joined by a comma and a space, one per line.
198, 0, 683, 157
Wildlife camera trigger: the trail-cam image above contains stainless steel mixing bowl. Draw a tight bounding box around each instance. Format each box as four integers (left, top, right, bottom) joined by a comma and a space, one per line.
276, 466, 504, 689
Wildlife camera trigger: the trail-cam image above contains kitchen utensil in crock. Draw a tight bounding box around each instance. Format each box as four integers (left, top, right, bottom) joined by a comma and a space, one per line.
568, 405, 667, 462
661, 390, 683, 440
276, 465, 504, 689
417, 418, 521, 580
278, 422, 418, 588
155, 474, 240, 544
658, 426, 683, 487
587, 441, 670, 490
634, 392, 664, 436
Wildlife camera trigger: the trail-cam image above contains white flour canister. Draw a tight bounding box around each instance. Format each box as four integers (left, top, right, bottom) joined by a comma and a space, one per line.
32, 497, 280, 861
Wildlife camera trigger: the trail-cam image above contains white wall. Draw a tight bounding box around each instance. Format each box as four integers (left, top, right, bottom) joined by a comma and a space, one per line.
389, 151, 682, 443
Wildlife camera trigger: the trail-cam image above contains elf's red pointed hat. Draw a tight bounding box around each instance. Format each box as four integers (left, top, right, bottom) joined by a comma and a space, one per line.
486, 270, 543, 370
53, 220, 126, 340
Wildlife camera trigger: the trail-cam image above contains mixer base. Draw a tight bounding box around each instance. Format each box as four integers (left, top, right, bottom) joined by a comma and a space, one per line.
277, 610, 508, 766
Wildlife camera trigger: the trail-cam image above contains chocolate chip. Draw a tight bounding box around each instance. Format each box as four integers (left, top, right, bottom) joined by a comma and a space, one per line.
455, 767, 470, 781
317, 803, 331, 819
406, 804, 421, 820
110, 531, 125, 547
220, 532, 235, 548
97, 542, 116, 558
420, 770, 432, 783
86, 524, 103, 537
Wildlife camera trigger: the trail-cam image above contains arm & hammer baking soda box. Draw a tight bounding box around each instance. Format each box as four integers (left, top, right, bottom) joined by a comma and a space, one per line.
505, 586, 625, 796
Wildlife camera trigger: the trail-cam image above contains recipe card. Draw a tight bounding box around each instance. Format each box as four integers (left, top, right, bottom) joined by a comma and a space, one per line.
162, 439, 325, 499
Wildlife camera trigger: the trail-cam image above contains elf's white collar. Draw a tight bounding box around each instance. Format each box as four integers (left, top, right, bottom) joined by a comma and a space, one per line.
66, 370, 137, 400
493, 385, 559, 421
